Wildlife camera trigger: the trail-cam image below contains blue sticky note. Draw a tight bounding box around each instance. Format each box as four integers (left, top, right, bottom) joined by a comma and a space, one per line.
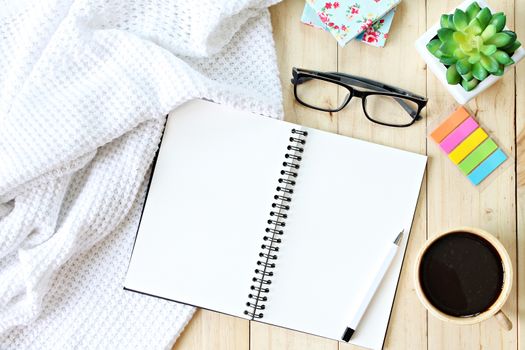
467, 148, 507, 185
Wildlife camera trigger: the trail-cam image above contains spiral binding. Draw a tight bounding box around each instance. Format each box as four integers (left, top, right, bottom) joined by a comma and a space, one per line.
244, 128, 308, 319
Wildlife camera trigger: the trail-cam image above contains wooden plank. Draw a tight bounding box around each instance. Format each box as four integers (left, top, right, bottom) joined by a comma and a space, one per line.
337, 1, 428, 350
251, 322, 338, 350
270, 0, 339, 132
246, 1, 339, 349
173, 310, 249, 350
425, 0, 517, 349
515, 0, 524, 349
173, 1, 521, 350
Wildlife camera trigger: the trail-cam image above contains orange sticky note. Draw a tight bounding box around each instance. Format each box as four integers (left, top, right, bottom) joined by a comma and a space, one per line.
430, 107, 470, 143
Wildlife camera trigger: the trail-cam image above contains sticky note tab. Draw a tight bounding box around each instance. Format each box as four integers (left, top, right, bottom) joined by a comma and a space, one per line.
448, 128, 488, 164
430, 107, 470, 143
458, 139, 498, 175
430, 107, 507, 186
440, 117, 478, 153
467, 149, 507, 185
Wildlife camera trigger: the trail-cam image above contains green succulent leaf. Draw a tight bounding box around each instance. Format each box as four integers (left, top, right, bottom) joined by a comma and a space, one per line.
466, 2, 482, 22
459, 40, 474, 54
453, 31, 467, 43
480, 44, 497, 56
460, 35, 483, 54
480, 54, 499, 73
472, 61, 489, 80
426, 38, 442, 57
465, 18, 482, 35
448, 14, 456, 30
462, 78, 480, 91
453, 9, 468, 31
438, 28, 454, 42
476, 7, 492, 30
440, 14, 453, 29
440, 14, 448, 28
503, 30, 518, 38
461, 72, 474, 81
493, 64, 505, 76
473, 35, 484, 48
486, 32, 515, 47
489, 12, 506, 32
440, 55, 458, 65
454, 48, 468, 59
480, 24, 496, 42
446, 64, 462, 85
499, 31, 518, 49
456, 58, 472, 75
503, 40, 521, 55
494, 50, 514, 65
439, 40, 459, 56
503, 30, 517, 44
435, 4, 519, 84
468, 52, 481, 64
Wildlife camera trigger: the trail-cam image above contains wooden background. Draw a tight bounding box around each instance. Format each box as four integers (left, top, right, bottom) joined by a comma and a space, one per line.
174, 0, 524, 349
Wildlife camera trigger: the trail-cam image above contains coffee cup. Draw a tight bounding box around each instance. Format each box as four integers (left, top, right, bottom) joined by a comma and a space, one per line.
414, 227, 512, 330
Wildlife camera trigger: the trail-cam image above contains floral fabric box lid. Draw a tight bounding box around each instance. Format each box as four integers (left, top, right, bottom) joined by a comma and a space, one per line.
301, 3, 396, 47
305, 0, 401, 47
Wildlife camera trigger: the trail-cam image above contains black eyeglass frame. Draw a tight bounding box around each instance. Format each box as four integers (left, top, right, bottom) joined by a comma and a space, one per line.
291, 67, 428, 127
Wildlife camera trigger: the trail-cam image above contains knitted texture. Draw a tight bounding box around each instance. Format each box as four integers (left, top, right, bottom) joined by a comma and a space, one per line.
0, 0, 283, 348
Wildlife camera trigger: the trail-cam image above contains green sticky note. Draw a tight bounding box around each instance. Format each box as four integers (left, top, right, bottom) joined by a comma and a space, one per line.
458, 138, 498, 175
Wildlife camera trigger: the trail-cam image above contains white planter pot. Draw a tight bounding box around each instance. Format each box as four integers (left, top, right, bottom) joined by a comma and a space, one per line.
415, 0, 525, 105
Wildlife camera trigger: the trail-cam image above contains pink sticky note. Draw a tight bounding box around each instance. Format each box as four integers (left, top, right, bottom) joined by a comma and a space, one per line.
439, 117, 478, 153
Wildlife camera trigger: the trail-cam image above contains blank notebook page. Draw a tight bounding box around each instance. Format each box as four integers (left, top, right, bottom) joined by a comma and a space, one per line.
124, 100, 293, 318
262, 127, 426, 350
125, 100, 427, 350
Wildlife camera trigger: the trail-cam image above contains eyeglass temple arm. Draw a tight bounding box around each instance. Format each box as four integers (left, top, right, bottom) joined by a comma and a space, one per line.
332, 72, 426, 99
325, 72, 423, 118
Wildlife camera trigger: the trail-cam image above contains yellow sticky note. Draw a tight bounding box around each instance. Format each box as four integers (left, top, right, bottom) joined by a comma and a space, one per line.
449, 128, 488, 164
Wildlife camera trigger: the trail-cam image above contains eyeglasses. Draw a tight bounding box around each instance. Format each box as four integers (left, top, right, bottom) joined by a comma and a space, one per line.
291, 67, 428, 127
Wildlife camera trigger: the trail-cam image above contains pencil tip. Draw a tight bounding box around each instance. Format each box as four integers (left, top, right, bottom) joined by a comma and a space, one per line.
394, 230, 404, 245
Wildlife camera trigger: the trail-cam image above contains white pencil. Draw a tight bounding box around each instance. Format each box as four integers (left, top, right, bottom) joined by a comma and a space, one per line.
342, 230, 404, 342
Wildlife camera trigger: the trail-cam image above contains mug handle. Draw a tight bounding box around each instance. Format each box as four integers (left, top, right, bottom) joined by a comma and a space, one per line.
494, 310, 512, 331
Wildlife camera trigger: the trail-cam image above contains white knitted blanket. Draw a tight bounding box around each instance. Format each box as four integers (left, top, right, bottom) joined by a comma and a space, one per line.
0, 0, 283, 348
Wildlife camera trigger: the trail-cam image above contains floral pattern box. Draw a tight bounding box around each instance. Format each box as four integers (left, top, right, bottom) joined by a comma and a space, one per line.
301, 3, 396, 47
305, 0, 401, 47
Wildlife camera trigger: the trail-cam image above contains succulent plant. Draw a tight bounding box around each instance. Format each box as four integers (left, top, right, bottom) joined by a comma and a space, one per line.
426, 2, 521, 91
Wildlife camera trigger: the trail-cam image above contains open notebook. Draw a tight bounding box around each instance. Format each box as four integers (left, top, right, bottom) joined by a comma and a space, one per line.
124, 100, 426, 350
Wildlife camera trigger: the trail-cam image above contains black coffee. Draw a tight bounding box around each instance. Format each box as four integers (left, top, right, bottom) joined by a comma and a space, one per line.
419, 232, 504, 317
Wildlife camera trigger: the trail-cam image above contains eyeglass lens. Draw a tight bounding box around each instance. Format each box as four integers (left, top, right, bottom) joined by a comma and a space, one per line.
295, 78, 350, 112
363, 94, 419, 126
295, 76, 419, 126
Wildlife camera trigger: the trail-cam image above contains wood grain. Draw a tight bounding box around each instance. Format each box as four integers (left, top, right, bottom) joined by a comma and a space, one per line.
271, 0, 338, 131
426, 1, 517, 349
172, 0, 522, 349
337, 1, 428, 350
515, 0, 524, 349
174, 310, 249, 350
247, 1, 339, 348
251, 322, 338, 350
